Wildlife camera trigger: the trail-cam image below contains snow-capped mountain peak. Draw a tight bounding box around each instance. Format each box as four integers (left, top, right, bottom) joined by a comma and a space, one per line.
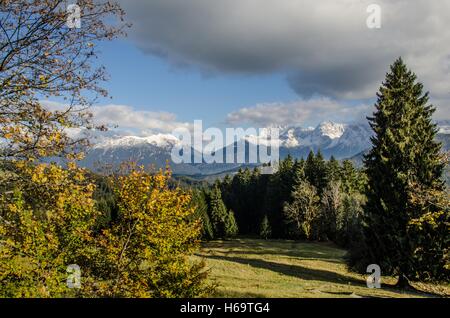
278, 121, 348, 149
316, 121, 346, 139
94, 133, 180, 150
78, 120, 449, 176
283, 128, 300, 147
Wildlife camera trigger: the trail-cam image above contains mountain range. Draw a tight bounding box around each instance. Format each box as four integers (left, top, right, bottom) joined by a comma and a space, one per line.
77, 120, 450, 176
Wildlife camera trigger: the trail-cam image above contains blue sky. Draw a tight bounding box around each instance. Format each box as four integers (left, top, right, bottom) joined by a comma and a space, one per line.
95, 40, 302, 128
90, 38, 375, 134
71, 1, 450, 137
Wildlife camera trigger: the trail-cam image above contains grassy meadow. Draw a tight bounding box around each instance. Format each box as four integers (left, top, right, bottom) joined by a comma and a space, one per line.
195, 238, 450, 298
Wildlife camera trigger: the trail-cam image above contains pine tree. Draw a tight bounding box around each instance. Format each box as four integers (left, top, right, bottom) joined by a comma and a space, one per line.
259, 214, 272, 239
220, 175, 233, 207
361, 57, 447, 286
337, 192, 366, 248
292, 158, 306, 186
406, 185, 449, 281
305, 150, 327, 194
224, 210, 239, 238
208, 185, 230, 238
192, 190, 214, 240
280, 154, 296, 194
314, 150, 328, 194
326, 155, 341, 183
249, 168, 266, 233
263, 172, 283, 237
263, 156, 295, 238
341, 160, 365, 193
232, 168, 252, 233
304, 150, 316, 184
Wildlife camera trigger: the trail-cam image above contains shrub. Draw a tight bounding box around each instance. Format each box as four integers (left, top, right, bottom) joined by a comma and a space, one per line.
0, 162, 98, 297
90, 165, 212, 297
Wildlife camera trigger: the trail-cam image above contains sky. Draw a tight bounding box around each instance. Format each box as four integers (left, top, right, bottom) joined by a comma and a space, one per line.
69, 0, 450, 137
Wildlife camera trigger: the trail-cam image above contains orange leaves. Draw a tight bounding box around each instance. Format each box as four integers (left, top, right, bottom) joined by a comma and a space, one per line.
1, 125, 22, 140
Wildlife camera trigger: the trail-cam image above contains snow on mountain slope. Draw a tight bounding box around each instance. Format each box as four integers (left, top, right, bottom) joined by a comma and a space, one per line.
437, 120, 450, 134
93, 134, 180, 150
276, 121, 372, 159
439, 126, 450, 134
78, 120, 449, 175
279, 122, 345, 148
317, 121, 346, 139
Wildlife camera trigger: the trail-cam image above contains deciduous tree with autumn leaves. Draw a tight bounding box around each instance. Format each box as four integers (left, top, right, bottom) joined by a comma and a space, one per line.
0, 1, 211, 297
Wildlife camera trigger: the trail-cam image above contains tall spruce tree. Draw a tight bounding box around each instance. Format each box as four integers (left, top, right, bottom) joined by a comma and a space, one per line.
326, 155, 341, 183
341, 160, 364, 193
292, 158, 306, 186
192, 190, 214, 240
305, 150, 327, 194
305, 150, 316, 184
208, 185, 230, 238
362, 58, 446, 286
263, 156, 295, 238
224, 210, 239, 238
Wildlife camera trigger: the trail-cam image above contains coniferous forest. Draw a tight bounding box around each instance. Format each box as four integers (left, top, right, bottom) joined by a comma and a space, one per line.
187, 59, 449, 289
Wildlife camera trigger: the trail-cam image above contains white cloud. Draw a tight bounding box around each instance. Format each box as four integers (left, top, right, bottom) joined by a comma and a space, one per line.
226, 97, 371, 127
119, 0, 450, 102
431, 98, 450, 121
90, 104, 192, 134
41, 101, 192, 136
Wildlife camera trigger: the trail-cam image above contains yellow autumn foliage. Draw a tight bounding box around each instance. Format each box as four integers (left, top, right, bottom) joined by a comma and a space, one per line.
0, 161, 98, 297
0, 162, 211, 297
86, 164, 212, 297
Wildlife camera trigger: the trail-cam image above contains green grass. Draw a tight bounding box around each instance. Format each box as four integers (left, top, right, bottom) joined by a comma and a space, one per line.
194, 238, 450, 298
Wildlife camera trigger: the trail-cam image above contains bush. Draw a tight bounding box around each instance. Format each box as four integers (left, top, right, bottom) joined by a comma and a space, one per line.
0, 162, 98, 297
89, 165, 212, 297
0, 162, 213, 297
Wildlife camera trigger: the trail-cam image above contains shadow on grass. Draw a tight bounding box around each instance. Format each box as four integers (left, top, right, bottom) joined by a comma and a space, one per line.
219, 249, 344, 264
204, 255, 444, 298
213, 290, 267, 298
202, 239, 345, 264
205, 254, 365, 287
